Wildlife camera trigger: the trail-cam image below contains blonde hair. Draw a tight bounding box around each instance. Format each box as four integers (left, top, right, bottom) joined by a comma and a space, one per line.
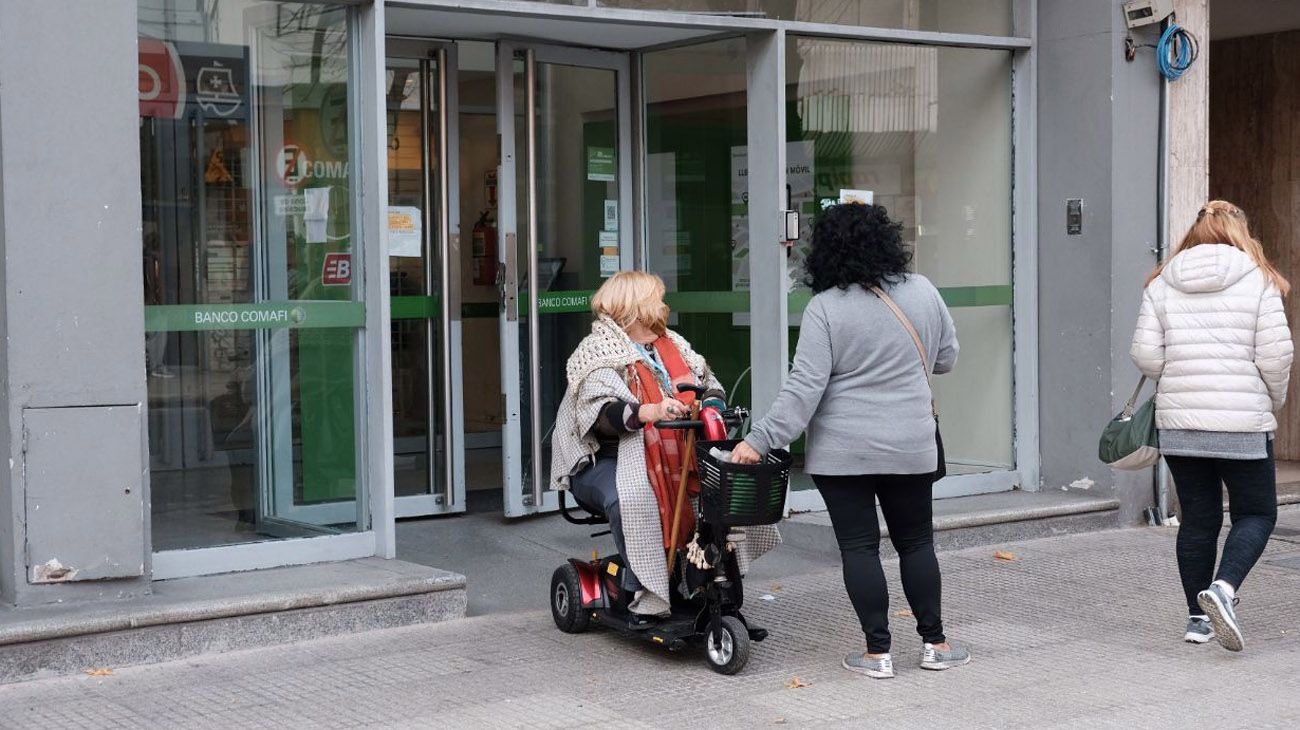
591, 271, 670, 334
1148, 200, 1290, 295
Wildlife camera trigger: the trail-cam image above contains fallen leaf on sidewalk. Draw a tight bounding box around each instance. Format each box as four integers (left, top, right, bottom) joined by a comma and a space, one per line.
775, 719, 788, 725
771, 583, 783, 592
784, 676, 811, 689
894, 609, 914, 618
994, 550, 1019, 562
85, 668, 113, 677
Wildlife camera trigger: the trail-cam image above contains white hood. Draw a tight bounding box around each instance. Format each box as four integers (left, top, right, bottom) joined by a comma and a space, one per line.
1161, 243, 1257, 294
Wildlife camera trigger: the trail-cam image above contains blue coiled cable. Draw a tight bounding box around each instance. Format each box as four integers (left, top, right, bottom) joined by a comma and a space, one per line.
1157, 22, 1199, 81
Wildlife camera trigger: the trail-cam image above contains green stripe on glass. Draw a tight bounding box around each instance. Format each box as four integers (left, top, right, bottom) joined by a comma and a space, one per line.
391, 295, 437, 320
145, 302, 366, 332
383, 284, 1013, 324
390, 297, 502, 320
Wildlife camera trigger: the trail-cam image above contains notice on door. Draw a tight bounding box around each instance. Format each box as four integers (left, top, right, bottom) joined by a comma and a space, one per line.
600, 254, 620, 278
587, 147, 616, 182
387, 206, 422, 257
839, 189, 874, 205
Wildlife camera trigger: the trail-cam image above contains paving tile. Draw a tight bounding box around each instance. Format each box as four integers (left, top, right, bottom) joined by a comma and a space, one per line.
5, 513, 1300, 729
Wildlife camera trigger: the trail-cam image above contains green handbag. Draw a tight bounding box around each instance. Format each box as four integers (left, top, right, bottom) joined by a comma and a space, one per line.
1098, 376, 1160, 470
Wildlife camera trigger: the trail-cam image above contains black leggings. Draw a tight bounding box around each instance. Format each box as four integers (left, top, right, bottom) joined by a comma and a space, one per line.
1166, 442, 1277, 616
814, 474, 945, 654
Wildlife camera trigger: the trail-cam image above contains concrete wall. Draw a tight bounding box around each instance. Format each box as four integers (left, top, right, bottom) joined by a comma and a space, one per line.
1037, 0, 1163, 522
0, 1, 149, 606
0, 48, 10, 606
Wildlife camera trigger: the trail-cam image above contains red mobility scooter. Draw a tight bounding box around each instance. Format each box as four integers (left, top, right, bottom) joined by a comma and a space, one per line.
549, 384, 792, 675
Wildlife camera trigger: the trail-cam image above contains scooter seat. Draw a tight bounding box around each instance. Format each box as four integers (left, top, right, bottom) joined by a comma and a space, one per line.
559, 489, 609, 526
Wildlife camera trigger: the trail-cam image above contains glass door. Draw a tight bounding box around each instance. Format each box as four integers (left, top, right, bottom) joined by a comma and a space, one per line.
386, 39, 466, 518
497, 44, 634, 517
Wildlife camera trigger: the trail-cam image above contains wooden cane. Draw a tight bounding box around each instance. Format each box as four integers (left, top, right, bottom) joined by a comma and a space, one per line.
665, 401, 699, 578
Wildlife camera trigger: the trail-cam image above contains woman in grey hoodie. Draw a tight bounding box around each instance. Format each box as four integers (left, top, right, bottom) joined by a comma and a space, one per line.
732, 203, 964, 679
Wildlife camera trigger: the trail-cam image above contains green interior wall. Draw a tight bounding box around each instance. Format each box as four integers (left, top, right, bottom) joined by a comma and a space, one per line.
294, 93, 358, 505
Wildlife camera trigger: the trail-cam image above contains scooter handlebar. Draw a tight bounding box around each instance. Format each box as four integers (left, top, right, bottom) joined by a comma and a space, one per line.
654, 420, 700, 430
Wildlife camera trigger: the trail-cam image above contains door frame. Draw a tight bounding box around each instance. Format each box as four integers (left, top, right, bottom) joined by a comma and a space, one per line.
497, 41, 635, 518
386, 37, 468, 520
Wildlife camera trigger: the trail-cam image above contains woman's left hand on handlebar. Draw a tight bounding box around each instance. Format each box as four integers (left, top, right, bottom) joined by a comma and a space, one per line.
731, 441, 762, 464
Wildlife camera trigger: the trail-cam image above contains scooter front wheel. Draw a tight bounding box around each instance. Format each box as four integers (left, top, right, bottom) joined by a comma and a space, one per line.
704, 615, 751, 675
550, 564, 591, 634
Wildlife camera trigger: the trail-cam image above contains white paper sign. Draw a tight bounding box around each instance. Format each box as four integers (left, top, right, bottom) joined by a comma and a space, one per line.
387, 206, 423, 257
304, 187, 330, 244
599, 254, 620, 278
598, 231, 619, 248
839, 189, 874, 205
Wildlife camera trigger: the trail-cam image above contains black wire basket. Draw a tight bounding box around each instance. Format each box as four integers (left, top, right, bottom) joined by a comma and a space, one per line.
695, 439, 792, 527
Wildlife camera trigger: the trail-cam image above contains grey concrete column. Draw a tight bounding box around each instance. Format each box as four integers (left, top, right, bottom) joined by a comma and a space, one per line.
745, 30, 789, 423
0, 1, 149, 606
1038, 0, 1163, 523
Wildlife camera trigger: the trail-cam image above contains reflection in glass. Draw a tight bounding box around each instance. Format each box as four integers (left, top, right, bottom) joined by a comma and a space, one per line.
534, 0, 1013, 36
787, 38, 1015, 476
519, 59, 621, 499
139, 0, 364, 550
643, 40, 753, 409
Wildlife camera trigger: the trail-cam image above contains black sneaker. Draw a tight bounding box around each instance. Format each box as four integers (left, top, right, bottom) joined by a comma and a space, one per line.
1197, 583, 1243, 652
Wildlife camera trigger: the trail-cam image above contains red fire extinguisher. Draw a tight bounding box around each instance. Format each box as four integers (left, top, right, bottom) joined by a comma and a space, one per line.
472, 209, 497, 286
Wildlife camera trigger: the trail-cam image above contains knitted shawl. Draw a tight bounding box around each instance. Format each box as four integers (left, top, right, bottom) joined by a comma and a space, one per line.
550, 317, 780, 615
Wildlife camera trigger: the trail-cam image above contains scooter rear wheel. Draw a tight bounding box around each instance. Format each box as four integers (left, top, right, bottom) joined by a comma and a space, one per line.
551, 564, 590, 634
704, 615, 751, 675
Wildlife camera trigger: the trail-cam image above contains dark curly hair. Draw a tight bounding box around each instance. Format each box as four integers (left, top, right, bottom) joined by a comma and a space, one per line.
803, 203, 911, 293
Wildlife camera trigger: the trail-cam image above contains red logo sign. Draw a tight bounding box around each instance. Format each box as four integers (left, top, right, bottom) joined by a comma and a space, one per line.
276, 144, 310, 187
322, 253, 352, 286
138, 39, 185, 119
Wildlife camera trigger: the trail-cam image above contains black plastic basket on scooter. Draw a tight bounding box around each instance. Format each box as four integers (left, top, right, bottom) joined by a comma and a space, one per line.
695, 439, 792, 527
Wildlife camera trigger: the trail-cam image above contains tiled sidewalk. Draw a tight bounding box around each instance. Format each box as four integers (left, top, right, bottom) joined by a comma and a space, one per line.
4, 510, 1300, 729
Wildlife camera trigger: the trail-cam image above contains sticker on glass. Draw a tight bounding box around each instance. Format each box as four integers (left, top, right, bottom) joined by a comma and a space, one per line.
839, 189, 874, 205
603, 200, 618, 231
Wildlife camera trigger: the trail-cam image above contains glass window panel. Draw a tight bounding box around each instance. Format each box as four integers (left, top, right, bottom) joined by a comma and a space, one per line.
139, 0, 365, 551
385, 54, 437, 499
532, 0, 1013, 36
520, 60, 622, 495
786, 38, 1015, 480
643, 39, 753, 410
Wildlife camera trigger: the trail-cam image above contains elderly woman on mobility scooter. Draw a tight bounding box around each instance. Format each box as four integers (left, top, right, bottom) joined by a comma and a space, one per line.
550, 270, 780, 620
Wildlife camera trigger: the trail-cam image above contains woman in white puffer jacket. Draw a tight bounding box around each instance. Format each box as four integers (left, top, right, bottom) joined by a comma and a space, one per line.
1131, 200, 1294, 653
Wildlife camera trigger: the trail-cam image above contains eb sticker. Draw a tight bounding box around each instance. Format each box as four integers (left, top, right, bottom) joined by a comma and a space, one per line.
322, 253, 352, 286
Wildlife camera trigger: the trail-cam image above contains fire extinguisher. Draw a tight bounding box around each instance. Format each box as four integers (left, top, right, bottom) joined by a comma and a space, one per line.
471, 209, 497, 286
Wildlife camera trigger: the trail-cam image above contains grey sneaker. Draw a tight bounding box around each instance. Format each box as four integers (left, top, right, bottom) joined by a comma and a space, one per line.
1183, 615, 1214, 644
1197, 583, 1244, 652
920, 642, 971, 670
842, 652, 894, 679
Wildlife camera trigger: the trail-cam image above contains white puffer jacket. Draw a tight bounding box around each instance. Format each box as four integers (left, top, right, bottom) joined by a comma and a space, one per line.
1130, 244, 1293, 432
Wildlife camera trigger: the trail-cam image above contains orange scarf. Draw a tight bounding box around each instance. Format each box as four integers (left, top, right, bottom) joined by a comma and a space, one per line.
631, 336, 700, 549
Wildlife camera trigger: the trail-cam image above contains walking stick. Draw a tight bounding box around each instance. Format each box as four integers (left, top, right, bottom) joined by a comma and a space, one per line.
665, 400, 699, 578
